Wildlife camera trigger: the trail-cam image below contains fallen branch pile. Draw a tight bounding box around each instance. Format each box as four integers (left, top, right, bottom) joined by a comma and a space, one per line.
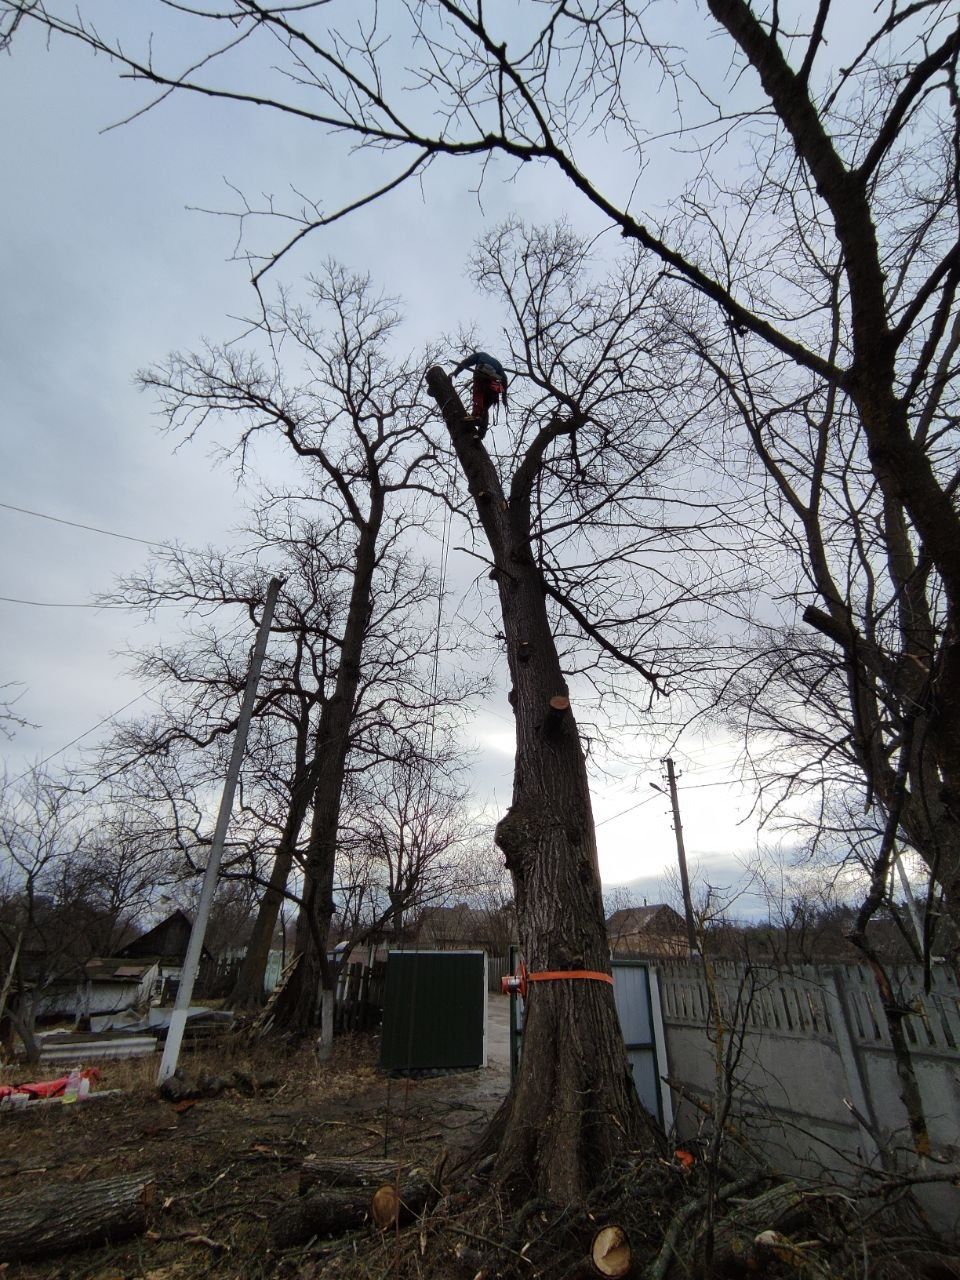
268, 1149, 956, 1280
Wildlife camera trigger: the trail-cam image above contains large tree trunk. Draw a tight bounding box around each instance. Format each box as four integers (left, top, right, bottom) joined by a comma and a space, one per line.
427, 368, 656, 1199
271, 503, 384, 1034
231, 711, 324, 1008
230, 838, 296, 1008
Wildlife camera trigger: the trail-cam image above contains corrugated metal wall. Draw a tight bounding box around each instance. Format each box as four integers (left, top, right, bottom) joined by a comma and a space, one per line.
379, 950, 487, 1070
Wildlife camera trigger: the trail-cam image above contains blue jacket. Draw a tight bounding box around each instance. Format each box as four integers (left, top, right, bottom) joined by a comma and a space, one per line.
453, 351, 507, 384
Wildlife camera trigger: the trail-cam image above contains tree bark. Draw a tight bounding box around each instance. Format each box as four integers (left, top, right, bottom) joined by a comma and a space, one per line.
0, 1173, 154, 1262
272, 1187, 374, 1247
427, 367, 657, 1200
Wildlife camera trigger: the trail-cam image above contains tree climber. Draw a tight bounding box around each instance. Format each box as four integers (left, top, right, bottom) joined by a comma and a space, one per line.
452, 350, 508, 438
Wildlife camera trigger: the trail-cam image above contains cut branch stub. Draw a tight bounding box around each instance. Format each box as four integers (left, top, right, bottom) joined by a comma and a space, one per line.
591, 1224, 631, 1277
543, 695, 571, 739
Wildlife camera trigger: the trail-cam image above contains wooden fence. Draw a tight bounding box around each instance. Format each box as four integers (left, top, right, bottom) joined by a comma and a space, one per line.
334, 960, 386, 1031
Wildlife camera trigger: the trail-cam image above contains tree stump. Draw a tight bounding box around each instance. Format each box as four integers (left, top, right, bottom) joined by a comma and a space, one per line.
0, 1172, 154, 1262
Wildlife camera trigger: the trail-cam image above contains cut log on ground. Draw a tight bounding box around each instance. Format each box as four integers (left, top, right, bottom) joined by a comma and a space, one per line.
591, 1224, 631, 1277
273, 1187, 376, 1248
274, 1176, 436, 1248
0, 1172, 154, 1262
370, 1178, 433, 1230
299, 1155, 422, 1194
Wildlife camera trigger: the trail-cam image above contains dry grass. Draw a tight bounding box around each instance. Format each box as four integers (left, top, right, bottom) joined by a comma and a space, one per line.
0, 1031, 506, 1279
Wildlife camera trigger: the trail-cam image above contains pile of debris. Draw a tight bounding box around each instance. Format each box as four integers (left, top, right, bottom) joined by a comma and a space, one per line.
263, 1147, 956, 1279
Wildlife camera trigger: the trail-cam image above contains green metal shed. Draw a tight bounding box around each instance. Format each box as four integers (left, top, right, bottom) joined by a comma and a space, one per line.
379, 950, 487, 1070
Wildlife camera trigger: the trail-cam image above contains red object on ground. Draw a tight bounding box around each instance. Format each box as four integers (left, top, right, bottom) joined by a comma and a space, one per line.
2, 1067, 101, 1101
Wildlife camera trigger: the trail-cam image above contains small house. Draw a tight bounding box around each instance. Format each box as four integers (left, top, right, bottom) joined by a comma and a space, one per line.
77, 957, 160, 1019
119, 908, 214, 997
606, 904, 689, 956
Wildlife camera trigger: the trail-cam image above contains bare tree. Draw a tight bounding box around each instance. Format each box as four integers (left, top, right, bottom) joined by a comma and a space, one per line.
11, 0, 960, 1208
132, 264, 475, 1037
0, 683, 32, 740
418, 219, 738, 1195
100, 501, 465, 1004
11, 0, 957, 923
0, 767, 169, 1055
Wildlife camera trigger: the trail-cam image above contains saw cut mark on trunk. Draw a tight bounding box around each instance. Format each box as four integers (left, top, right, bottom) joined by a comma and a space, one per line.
0, 1172, 154, 1263
371, 1178, 433, 1230
591, 1224, 631, 1277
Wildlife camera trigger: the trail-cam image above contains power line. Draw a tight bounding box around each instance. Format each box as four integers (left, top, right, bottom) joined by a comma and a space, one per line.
596, 791, 659, 827
595, 774, 745, 829
7, 681, 166, 788
0, 595, 179, 609
0, 499, 280, 607
0, 500, 161, 547
5, 612, 259, 788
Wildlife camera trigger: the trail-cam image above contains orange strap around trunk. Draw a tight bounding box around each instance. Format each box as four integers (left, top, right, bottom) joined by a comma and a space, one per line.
527, 970, 613, 986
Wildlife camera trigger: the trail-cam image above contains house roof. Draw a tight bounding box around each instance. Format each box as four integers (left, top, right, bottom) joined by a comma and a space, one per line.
606, 905, 685, 934
119, 908, 213, 963
417, 903, 486, 939
84, 958, 157, 983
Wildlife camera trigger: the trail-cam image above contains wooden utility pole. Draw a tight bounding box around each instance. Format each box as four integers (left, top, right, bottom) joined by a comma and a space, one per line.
663, 758, 698, 955
157, 577, 282, 1084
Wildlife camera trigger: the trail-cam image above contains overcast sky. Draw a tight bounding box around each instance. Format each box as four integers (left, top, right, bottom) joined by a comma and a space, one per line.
0, 3, 784, 911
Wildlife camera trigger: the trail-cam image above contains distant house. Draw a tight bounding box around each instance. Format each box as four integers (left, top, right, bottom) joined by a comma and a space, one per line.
119, 908, 214, 997
416, 903, 488, 948
606, 904, 688, 956
415, 903, 515, 953
31, 957, 159, 1022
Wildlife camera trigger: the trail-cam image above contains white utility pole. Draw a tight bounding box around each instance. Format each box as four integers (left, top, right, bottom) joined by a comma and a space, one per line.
893, 847, 925, 956
158, 577, 282, 1084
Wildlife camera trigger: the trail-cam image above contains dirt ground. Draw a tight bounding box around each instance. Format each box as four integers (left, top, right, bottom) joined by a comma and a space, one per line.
0, 1034, 510, 1279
